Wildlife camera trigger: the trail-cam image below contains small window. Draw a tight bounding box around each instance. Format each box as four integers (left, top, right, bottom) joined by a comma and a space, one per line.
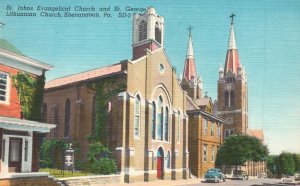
0, 72, 8, 102
64, 99, 71, 137
177, 111, 181, 143
211, 122, 214, 136
217, 123, 220, 137
225, 130, 229, 138
166, 151, 171, 169
134, 95, 141, 138
155, 22, 162, 44
138, 20, 147, 41
164, 107, 169, 141
152, 102, 156, 140
157, 96, 163, 140
204, 119, 208, 135
160, 64, 165, 73
212, 145, 215, 162
225, 91, 229, 107
203, 144, 207, 162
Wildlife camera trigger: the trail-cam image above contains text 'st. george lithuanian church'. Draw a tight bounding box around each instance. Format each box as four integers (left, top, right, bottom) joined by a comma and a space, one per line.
44, 7, 189, 182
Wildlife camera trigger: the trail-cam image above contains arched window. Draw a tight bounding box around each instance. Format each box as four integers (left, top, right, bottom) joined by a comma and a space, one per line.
230, 91, 234, 106
92, 95, 96, 133
138, 20, 147, 41
42, 103, 47, 123
230, 130, 234, 136
177, 111, 181, 143
155, 22, 162, 44
166, 151, 171, 169
164, 107, 169, 141
64, 99, 71, 137
152, 101, 156, 140
134, 95, 141, 138
157, 96, 163, 140
225, 130, 229, 138
224, 91, 229, 106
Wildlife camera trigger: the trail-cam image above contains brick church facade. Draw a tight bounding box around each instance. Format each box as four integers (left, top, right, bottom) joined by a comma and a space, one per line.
44, 7, 189, 182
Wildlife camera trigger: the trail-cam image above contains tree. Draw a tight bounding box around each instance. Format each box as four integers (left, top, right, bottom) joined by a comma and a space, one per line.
277, 152, 295, 175
215, 134, 268, 168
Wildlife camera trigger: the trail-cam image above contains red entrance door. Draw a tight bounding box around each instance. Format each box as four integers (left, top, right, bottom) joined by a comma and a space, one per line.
9, 138, 22, 172
157, 157, 162, 178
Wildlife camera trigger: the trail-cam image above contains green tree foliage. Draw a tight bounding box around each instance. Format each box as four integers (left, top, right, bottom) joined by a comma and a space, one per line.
267, 152, 299, 177
87, 77, 126, 144
12, 72, 45, 121
85, 142, 117, 174
215, 134, 268, 167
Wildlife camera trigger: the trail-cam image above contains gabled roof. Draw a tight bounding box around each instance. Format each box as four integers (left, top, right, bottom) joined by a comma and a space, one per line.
247, 129, 264, 142
0, 39, 23, 55
194, 97, 212, 107
45, 63, 124, 89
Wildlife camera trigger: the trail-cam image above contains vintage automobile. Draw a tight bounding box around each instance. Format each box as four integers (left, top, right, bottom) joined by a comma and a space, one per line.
232, 170, 249, 180
204, 168, 226, 183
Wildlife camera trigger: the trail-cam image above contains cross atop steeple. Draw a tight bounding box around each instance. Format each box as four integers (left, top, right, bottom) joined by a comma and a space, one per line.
0, 21, 5, 38
188, 25, 193, 36
230, 13, 235, 25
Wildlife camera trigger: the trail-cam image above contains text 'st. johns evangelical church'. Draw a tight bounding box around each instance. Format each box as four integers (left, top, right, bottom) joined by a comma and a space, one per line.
43, 7, 265, 183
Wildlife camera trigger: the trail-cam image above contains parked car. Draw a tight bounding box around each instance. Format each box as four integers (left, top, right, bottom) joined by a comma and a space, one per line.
204, 168, 226, 183
258, 173, 267, 178
294, 173, 300, 181
232, 170, 249, 180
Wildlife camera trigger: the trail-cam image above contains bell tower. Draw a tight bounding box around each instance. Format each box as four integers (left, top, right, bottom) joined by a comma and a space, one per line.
180, 26, 203, 99
217, 14, 248, 137
132, 7, 164, 60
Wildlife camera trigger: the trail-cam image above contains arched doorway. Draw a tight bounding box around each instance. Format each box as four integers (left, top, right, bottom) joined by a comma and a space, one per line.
157, 147, 164, 179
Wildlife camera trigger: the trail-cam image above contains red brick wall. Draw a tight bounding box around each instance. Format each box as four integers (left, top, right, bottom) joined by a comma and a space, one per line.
0, 64, 22, 118
132, 40, 160, 60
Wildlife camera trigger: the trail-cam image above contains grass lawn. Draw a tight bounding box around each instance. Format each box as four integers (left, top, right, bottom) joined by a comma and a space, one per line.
40, 168, 90, 178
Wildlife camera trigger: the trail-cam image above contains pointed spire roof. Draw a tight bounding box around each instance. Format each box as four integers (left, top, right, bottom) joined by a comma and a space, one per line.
186, 26, 194, 58
183, 26, 197, 82
224, 13, 241, 75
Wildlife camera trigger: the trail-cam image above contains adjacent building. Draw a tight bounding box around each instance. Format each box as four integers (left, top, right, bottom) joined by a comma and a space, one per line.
0, 38, 55, 173
179, 30, 225, 178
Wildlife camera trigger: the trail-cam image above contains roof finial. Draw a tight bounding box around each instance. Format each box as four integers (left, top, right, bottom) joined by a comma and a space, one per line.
188, 25, 193, 37
186, 25, 194, 58
230, 13, 235, 25
0, 21, 5, 37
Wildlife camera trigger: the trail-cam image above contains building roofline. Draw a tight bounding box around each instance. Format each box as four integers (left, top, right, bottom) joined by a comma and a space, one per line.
186, 109, 225, 123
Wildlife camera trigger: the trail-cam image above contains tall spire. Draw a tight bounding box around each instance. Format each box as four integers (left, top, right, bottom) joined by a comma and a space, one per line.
183, 26, 197, 82
224, 13, 240, 75
228, 13, 237, 50
186, 25, 194, 58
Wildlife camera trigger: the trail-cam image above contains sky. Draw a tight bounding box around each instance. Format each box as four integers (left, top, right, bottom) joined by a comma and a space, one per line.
1, 0, 299, 155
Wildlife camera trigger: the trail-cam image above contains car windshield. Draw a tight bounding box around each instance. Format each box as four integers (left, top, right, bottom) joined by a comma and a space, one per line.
207, 169, 216, 173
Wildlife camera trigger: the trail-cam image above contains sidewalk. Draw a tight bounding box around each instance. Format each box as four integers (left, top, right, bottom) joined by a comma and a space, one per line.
106, 178, 203, 186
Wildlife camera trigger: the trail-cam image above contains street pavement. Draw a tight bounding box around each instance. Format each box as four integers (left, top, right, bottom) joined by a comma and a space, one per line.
179, 178, 285, 186
105, 178, 288, 186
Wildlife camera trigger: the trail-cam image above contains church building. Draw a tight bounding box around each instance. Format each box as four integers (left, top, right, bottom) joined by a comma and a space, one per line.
216, 14, 266, 176
44, 7, 189, 183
